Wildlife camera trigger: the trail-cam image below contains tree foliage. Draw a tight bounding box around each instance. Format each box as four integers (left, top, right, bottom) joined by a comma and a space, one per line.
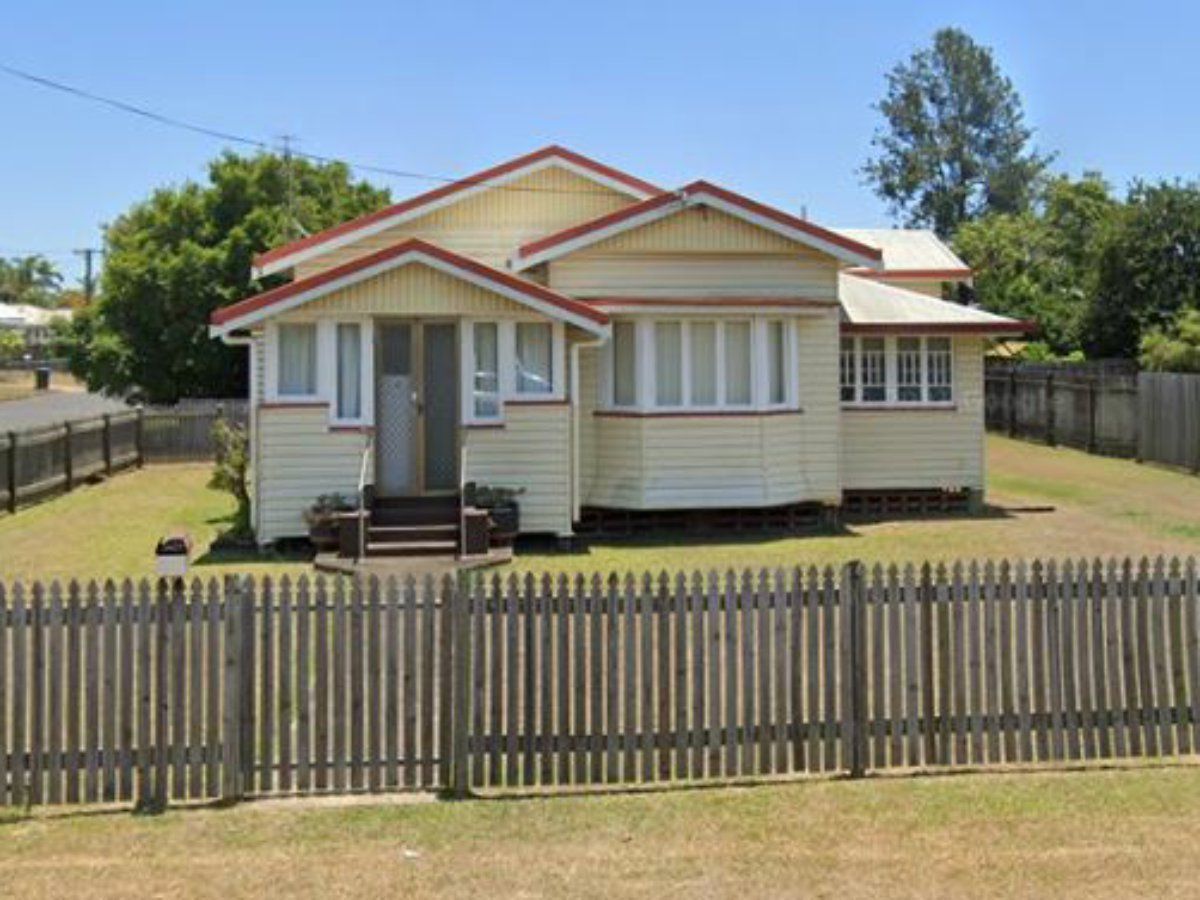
954, 174, 1117, 352
0, 255, 64, 308
69, 152, 391, 402
864, 28, 1052, 237
208, 418, 251, 536
0, 329, 24, 362
1140, 309, 1200, 373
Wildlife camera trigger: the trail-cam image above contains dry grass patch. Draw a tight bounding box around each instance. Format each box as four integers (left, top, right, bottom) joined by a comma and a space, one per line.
2, 767, 1200, 898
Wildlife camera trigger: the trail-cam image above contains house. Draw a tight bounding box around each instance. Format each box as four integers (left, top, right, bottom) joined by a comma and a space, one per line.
0, 302, 72, 356
209, 146, 1028, 556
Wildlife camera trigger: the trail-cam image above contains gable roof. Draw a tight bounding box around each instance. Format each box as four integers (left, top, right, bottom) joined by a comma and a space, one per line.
836, 229, 972, 281
212, 238, 609, 336
511, 181, 885, 271
252, 146, 663, 278
838, 274, 1030, 334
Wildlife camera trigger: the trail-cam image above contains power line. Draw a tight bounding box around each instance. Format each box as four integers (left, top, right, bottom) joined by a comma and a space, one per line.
0, 62, 624, 196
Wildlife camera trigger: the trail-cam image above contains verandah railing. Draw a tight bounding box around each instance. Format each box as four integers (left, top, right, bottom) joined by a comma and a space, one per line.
0, 556, 1198, 809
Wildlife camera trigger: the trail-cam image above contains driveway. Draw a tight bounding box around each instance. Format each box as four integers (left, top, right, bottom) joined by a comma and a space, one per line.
0, 390, 130, 431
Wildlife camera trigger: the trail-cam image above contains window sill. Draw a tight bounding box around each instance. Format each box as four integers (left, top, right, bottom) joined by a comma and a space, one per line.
595, 408, 804, 419
329, 423, 373, 433
841, 403, 957, 412
260, 399, 328, 410
506, 396, 568, 406
463, 420, 505, 430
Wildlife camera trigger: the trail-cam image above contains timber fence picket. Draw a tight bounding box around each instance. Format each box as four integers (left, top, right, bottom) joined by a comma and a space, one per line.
1, 555, 1199, 809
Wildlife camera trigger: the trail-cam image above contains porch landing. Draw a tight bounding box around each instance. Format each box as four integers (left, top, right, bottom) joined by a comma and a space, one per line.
313, 545, 513, 578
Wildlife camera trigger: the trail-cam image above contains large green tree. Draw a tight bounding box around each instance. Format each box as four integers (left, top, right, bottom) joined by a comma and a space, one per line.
69, 152, 391, 402
954, 173, 1117, 352
864, 27, 1052, 237
1084, 180, 1200, 359
0, 255, 64, 307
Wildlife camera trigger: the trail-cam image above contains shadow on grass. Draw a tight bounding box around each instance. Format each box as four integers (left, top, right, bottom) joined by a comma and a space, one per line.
193, 515, 313, 569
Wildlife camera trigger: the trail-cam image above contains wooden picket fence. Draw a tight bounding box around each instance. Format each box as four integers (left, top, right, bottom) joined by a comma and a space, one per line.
1, 555, 1199, 809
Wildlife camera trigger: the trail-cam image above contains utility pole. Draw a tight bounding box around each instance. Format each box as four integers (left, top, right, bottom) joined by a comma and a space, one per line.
73, 247, 103, 303
277, 134, 302, 241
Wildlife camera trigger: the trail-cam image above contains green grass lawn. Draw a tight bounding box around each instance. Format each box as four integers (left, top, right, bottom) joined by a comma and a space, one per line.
1, 436, 1199, 584
2, 766, 1200, 898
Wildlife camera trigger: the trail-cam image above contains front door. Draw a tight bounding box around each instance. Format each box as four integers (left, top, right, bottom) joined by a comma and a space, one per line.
374, 321, 459, 495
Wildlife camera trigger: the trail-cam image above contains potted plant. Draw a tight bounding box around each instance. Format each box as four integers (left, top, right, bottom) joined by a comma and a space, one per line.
304, 493, 357, 551
463, 482, 523, 546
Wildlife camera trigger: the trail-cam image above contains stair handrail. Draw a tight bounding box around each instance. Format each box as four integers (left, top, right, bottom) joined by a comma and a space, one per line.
356, 430, 374, 563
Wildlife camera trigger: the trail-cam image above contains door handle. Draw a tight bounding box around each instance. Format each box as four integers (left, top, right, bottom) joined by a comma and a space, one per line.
411, 390, 424, 416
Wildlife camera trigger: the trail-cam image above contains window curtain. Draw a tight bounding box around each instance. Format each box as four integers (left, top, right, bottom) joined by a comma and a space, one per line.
767, 321, 786, 404
724, 321, 752, 405
473, 322, 500, 418
336, 323, 362, 418
860, 337, 886, 402
689, 322, 717, 405
655, 322, 682, 406
897, 337, 922, 402
515, 323, 552, 394
839, 337, 857, 402
278, 323, 316, 396
613, 321, 636, 407
927, 337, 953, 401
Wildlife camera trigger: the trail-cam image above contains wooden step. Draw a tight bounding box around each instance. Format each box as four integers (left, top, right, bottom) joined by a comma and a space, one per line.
367, 523, 459, 543
365, 539, 459, 558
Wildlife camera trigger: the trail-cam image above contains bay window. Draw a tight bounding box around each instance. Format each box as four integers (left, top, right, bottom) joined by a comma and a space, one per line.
277, 323, 317, 397
602, 318, 799, 412
840, 335, 955, 406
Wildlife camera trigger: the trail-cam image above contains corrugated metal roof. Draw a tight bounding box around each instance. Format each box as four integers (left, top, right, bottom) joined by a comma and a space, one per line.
834, 228, 968, 274
839, 274, 1023, 329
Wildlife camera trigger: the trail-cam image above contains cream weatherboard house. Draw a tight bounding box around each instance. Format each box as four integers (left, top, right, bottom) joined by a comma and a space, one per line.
209, 146, 1026, 557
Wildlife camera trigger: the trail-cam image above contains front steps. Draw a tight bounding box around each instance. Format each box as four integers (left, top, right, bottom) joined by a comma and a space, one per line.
363, 495, 460, 558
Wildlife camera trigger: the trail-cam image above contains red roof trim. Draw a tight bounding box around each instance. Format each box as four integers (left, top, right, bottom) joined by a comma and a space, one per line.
516, 181, 884, 264
212, 237, 609, 328
845, 267, 974, 281
578, 296, 835, 309
253, 146, 662, 269
841, 320, 1035, 335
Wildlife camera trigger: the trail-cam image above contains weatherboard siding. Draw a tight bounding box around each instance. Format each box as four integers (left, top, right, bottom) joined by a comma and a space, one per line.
292, 167, 636, 278
839, 337, 985, 491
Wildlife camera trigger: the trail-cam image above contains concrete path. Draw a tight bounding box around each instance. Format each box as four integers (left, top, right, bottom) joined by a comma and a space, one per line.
0, 391, 129, 431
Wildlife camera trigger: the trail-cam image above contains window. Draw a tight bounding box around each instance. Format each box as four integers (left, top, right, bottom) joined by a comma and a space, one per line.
840, 338, 856, 403
840, 335, 955, 406
654, 322, 683, 406
896, 337, 923, 403
277, 323, 316, 396
515, 322, 552, 394
336, 323, 362, 419
689, 322, 717, 406
767, 320, 787, 405
472, 322, 499, 419
724, 321, 752, 406
612, 321, 637, 407
860, 337, 886, 402
927, 337, 953, 402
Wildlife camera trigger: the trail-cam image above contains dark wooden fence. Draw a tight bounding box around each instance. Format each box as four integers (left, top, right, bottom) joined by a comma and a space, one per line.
2, 400, 249, 513
986, 362, 1200, 472
1, 555, 1198, 809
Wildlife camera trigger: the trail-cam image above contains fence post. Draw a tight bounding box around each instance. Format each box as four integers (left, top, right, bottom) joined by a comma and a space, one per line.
5, 431, 15, 514
843, 561, 869, 779
1044, 374, 1056, 447
450, 572, 472, 798
1007, 370, 1017, 437
63, 421, 74, 492
221, 576, 244, 802
102, 414, 113, 476
135, 406, 145, 468
1087, 381, 1098, 455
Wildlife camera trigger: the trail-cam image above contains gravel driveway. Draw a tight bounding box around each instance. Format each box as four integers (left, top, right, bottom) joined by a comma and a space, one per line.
0, 391, 130, 431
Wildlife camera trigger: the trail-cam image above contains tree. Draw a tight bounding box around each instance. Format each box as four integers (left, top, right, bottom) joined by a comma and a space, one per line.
69, 152, 391, 402
864, 28, 1052, 237
0, 255, 64, 307
209, 419, 251, 536
1140, 309, 1200, 372
0, 329, 24, 362
1084, 180, 1200, 359
954, 173, 1117, 352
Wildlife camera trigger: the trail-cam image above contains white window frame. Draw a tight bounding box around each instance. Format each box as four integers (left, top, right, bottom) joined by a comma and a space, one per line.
460, 317, 565, 425
599, 317, 802, 413
265, 320, 321, 404
840, 334, 955, 408
330, 318, 372, 425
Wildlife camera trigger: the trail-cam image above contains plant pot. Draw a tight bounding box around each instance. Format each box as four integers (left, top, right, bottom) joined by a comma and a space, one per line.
308, 519, 340, 552
488, 501, 520, 546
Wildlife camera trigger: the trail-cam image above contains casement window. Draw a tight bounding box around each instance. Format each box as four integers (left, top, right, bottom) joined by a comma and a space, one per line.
515, 322, 553, 395
841, 335, 955, 406
602, 318, 798, 412
277, 323, 317, 397
335, 323, 363, 419
471, 322, 500, 419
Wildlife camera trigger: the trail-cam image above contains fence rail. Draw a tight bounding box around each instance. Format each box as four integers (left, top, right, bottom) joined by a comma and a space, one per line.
2, 400, 248, 513
1, 554, 1198, 809
985, 362, 1200, 472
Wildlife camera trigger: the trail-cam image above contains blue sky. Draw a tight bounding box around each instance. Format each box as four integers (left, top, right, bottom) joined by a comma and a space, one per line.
3, 0, 1197, 283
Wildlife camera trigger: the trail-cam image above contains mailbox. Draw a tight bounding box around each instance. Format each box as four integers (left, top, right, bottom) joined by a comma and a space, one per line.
155, 532, 193, 578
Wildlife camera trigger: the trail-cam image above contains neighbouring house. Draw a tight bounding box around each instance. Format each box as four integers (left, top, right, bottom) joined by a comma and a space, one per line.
0, 302, 71, 357
209, 146, 1028, 558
